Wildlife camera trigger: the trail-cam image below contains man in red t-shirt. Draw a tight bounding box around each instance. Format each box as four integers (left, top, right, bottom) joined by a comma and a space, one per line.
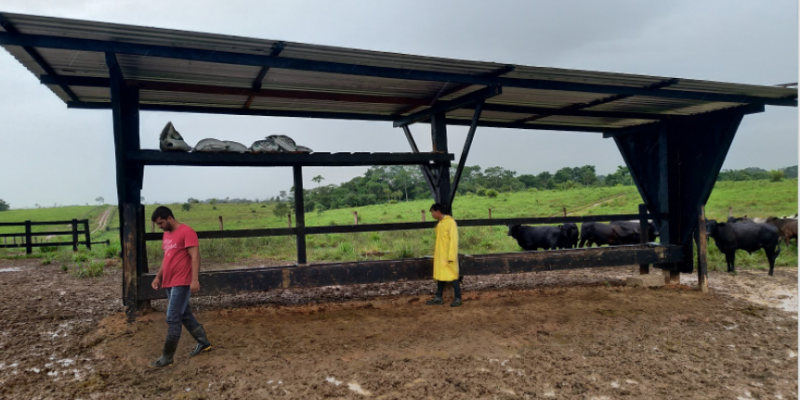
149, 206, 212, 368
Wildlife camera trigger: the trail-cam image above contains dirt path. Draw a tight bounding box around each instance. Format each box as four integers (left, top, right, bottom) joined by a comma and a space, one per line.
91, 206, 114, 235
0, 261, 796, 399
550, 194, 628, 217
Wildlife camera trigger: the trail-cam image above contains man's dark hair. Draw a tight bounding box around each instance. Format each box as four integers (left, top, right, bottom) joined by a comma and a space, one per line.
430, 203, 446, 213
151, 206, 175, 222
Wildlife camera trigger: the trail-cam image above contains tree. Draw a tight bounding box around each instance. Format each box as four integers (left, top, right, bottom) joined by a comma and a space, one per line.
273, 202, 289, 218
312, 175, 325, 188
0, 199, 9, 212
279, 191, 287, 202
181, 203, 192, 212
34, 203, 40, 209
95, 196, 104, 205
188, 198, 200, 204
769, 169, 785, 182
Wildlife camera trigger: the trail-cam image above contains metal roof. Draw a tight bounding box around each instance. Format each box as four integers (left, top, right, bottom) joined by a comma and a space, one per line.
0, 12, 795, 133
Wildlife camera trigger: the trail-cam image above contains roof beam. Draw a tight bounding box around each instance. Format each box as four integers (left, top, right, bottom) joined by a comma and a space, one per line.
67, 101, 607, 132
477, 103, 673, 121
513, 78, 679, 123
244, 41, 285, 109
41, 75, 710, 121
393, 85, 501, 127
2, 31, 795, 106
393, 65, 514, 116
602, 103, 766, 138
41, 75, 431, 106
0, 16, 79, 102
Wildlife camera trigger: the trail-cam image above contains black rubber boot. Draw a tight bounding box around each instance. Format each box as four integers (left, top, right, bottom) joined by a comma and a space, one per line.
425, 296, 443, 305
188, 325, 212, 357
450, 298, 463, 307
150, 338, 179, 368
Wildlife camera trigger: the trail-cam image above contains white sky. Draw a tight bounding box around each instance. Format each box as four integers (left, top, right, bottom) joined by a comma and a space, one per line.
0, 0, 797, 208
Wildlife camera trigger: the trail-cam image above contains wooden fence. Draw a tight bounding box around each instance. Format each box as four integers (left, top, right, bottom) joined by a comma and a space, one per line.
0, 219, 109, 254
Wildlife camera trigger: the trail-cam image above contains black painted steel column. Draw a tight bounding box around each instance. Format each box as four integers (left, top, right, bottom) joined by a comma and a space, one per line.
108, 52, 145, 319
293, 166, 307, 264
430, 112, 452, 214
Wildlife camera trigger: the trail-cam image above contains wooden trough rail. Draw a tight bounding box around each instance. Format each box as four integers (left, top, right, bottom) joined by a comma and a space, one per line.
0, 219, 109, 254
136, 244, 683, 300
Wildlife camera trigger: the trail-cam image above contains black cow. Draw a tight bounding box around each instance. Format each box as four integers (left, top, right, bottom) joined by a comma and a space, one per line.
558, 223, 579, 249
705, 219, 782, 275
578, 222, 621, 247
610, 221, 658, 244
507, 224, 563, 251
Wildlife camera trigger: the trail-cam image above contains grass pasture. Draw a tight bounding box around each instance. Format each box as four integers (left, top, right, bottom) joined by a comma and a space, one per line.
1, 179, 797, 273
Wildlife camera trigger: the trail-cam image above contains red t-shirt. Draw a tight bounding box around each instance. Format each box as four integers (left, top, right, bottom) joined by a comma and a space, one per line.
160, 224, 199, 288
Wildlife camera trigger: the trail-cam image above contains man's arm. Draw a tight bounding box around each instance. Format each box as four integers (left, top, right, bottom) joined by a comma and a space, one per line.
151, 265, 164, 290
188, 246, 201, 294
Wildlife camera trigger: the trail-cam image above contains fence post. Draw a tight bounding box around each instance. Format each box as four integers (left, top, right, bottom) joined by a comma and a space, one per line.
218, 216, 223, 231
71, 219, 79, 252
287, 213, 292, 228
563, 207, 567, 217
488, 208, 492, 219
421, 210, 425, 222
638, 204, 650, 275
696, 205, 709, 293
151, 220, 155, 233
354, 211, 358, 225
83, 220, 91, 250
24, 221, 32, 255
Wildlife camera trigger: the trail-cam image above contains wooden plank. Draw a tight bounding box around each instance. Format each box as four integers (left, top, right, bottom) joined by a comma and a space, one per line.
136, 245, 684, 300
71, 219, 79, 251
143, 214, 656, 241
127, 150, 454, 167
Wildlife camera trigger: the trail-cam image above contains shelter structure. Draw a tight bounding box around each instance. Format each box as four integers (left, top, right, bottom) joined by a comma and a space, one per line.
1, 12, 796, 319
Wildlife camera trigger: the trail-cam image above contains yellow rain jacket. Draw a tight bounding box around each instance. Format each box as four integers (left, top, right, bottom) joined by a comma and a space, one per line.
433, 215, 459, 281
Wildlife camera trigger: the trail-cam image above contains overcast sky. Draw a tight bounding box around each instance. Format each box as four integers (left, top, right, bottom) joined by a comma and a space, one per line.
0, 0, 797, 209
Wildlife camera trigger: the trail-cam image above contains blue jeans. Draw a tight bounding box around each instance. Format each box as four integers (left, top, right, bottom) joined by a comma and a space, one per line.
165, 286, 200, 342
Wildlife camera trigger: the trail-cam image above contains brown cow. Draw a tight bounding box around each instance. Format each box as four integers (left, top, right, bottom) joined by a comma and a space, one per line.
766, 217, 798, 246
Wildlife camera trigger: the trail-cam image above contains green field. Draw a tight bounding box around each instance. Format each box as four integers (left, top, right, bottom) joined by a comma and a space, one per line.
1, 179, 797, 272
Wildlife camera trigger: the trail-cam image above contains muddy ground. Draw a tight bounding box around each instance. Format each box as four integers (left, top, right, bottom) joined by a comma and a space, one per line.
0, 260, 796, 400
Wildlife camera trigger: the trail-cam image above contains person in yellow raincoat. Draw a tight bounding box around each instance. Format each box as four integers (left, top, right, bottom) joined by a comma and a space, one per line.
426, 203, 462, 307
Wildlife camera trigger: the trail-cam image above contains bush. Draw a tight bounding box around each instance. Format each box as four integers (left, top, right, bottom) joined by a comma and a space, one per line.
103, 244, 121, 259
74, 260, 105, 278
73, 252, 90, 263
769, 170, 785, 182
486, 189, 499, 198
476, 188, 487, 197
389, 200, 398, 204
182, 203, 192, 212
40, 254, 56, 265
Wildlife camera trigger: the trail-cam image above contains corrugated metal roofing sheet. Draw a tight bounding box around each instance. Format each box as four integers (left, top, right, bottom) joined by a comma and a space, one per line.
0, 12, 795, 132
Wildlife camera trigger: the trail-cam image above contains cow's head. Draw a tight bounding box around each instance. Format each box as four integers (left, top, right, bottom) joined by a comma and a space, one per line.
507, 224, 521, 237
705, 220, 719, 236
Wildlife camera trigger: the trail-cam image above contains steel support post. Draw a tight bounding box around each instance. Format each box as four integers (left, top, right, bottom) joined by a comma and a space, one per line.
293, 166, 307, 264
430, 112, 452, 214
108, 52, 147, 320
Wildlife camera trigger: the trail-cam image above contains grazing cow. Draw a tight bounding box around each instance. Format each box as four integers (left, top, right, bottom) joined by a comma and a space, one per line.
558, 223, 580, 249
610, 221, 658, 244
766, 217, 798, 246
579, 222, 620, 247
507, 224, 563, 251
705, 220, 781, 275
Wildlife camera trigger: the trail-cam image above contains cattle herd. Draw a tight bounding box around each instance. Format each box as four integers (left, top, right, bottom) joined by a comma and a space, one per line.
507, 213, 797, 276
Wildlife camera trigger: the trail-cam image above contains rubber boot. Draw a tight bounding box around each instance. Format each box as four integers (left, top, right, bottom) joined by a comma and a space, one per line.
450, 298, 463, 307
150, 338, 179, 368
425, 296, 443, 305
188, 325, 212, 357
